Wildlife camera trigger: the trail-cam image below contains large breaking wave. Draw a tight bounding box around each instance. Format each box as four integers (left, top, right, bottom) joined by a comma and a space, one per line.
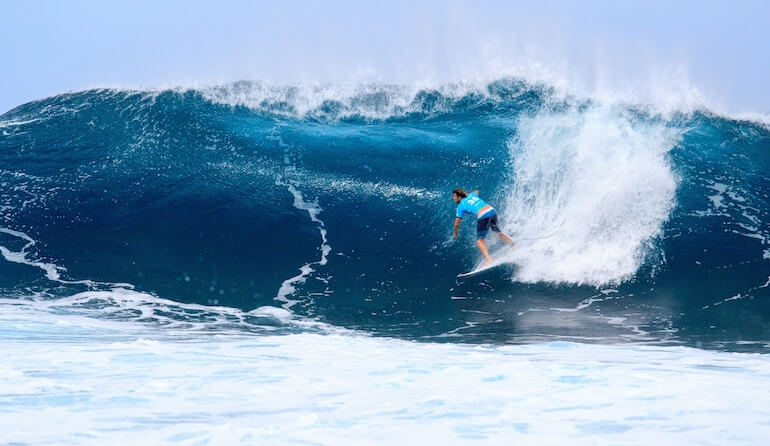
1, 78, 769, 350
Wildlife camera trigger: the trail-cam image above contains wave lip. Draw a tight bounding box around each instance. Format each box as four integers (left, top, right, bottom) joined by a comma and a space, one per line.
197, 78, 555, 120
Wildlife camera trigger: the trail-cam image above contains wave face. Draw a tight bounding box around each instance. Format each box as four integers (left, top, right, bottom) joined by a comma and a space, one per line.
1, 79, 769, 351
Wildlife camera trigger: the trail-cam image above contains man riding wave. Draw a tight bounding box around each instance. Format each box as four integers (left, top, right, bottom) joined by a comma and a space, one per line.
452, 188, 515, 265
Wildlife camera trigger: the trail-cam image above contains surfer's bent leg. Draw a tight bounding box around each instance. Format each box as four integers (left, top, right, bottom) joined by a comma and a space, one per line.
489, 215, 515, 246
496, 232, 515, 246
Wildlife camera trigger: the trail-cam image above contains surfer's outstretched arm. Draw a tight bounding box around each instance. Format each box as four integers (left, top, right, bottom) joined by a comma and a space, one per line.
452, 217, 461, 238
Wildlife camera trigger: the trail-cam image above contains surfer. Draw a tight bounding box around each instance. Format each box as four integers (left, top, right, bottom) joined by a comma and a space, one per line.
452, 188, 515, 265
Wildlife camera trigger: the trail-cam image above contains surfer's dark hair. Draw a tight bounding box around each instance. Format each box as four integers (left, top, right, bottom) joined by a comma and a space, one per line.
453, 188, 468, 198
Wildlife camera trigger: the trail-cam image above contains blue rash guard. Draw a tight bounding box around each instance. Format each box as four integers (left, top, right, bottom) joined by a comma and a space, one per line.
456, 193, 500, 239
456, 193, 496, 220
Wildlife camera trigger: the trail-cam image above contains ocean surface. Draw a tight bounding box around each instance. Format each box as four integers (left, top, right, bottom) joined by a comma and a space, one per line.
1, 79, 769, 443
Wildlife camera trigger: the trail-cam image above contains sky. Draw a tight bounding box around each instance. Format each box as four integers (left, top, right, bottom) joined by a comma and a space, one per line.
2, 0, 769, 115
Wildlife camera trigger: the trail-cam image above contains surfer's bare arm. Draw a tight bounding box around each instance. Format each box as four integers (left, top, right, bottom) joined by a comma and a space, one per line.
453, 217, 461, 238
472, 189, 479, 195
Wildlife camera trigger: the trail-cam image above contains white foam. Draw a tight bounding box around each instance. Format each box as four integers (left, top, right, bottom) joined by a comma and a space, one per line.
192, 76, 770, 127
703, 293, 746, 309
0, 227, 131, 287
708, 183, 727, 209
319, 177, 439, 200
499, 106, 679, 286
200, 81, 489, 120
0, 227, 330, 334
0, 227, 66, 282
0, 285, 338, 338
0, 117, 41, 128
0, 315, 768, 445
274, 180, 332, 308
249, 305, 293, 320
18, 75, 767, 130
210, 160, 439, 201
696, 180, 770, 260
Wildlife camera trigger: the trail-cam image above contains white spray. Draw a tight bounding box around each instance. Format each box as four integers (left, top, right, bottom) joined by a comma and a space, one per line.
500, 106, 680, 286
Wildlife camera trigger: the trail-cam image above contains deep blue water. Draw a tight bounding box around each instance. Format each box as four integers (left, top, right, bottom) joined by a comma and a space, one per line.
1, 79, 768, 351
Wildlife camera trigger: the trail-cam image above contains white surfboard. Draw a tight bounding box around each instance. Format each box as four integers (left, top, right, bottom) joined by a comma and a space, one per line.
456, 257, 509, 278
457, 249, 514, 279
456, 244, 519, 278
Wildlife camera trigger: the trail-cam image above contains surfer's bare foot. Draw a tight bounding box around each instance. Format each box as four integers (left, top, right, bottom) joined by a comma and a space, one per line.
483, 258, 493, 266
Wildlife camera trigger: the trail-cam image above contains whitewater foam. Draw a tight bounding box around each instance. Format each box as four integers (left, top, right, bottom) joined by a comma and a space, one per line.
199, 80, 492, 120
0, 227, 78, 283
274, 180, 332, 308
0, 227, 330, 335
0, 117, 41, 128
0, 227, 136, 288
1, 314, 769, 445
500, 106, 680, 285
193, 78, 770, 127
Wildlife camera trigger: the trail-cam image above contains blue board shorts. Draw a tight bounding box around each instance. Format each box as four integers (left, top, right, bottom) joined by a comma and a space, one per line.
476, 213, 500, 239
